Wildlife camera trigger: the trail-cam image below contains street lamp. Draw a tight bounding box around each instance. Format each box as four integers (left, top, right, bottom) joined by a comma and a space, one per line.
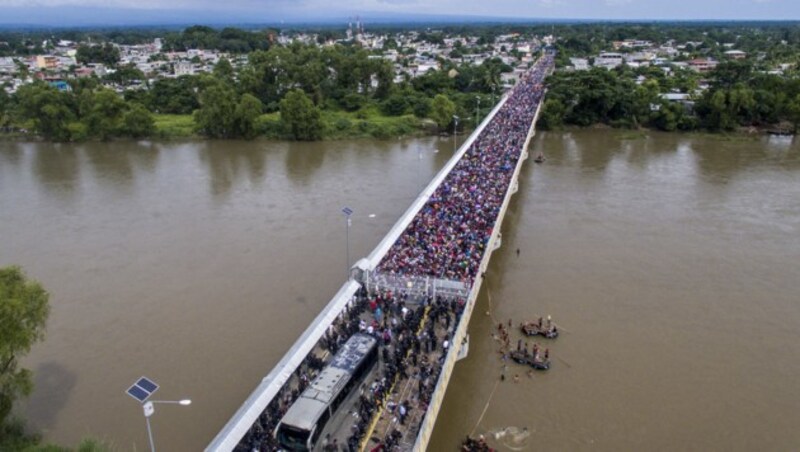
126, 377, 191, 452
475, 96, 481, 127
452, 115, 459, 152
341, 206, 354, 277
142, 399, 192, 452
416, 147, 423, 192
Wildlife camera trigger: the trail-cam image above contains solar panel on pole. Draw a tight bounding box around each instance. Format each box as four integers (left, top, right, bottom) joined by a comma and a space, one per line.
127, 385, 150, 403
137, 377, 159, 393
126, 376, 159, 403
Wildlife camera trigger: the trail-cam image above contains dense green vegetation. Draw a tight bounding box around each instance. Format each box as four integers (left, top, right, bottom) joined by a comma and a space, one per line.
3, 34, 510, 141
161, 25, 275, 53
1, 266, 48, 450
0, 266, 49, 431
75, 43, 120, 66
11, 81, 154, 141
6, 22, 800, 140
538, 22, 800, 133
539, 60, 800, 133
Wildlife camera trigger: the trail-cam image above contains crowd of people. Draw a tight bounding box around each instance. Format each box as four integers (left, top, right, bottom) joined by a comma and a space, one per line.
237, 285, 465, 452
235, 53, 554, 452
377, 53, 555, 286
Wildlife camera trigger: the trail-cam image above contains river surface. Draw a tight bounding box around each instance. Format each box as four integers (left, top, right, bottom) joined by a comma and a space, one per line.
1, 131, 798, 451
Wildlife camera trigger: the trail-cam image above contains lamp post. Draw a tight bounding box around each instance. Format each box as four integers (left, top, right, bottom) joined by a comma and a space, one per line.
452, 115, 459, 152
126, 376, 190, 452
417, 147, 424, 193
143, 399, 192, 452
342, 206, 353, 277
475, 96, 481, 127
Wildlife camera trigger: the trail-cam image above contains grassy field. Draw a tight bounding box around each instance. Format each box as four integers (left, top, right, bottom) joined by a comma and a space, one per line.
153, 114, 196, 138
320, 107, 429, 139
153, 108, 432, 141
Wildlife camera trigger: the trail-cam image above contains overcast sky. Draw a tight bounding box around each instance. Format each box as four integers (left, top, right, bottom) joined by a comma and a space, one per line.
3, 0, 800, 23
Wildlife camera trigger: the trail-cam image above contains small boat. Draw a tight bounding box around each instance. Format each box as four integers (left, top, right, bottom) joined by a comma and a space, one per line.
520, 322, 559, 339
461, 435, 494, 451
534, 153, 546, 163
509, 350, 551, 371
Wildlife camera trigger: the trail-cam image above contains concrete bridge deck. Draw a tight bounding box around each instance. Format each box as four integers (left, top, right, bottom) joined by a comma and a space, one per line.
207, 51, 555, 452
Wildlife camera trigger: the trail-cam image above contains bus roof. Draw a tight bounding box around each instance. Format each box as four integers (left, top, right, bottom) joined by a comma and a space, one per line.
278, 334, 377, 434
279, 396, 328, 432
306, 367, 348, 403
329, 333, 377, 373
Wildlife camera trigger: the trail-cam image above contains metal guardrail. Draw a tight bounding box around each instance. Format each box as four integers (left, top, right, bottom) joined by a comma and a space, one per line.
361, 271, 470, 300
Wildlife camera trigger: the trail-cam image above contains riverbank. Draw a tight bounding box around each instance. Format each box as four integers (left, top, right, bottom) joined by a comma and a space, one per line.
5, 118, 793, 144
549, 124, 795, 141
1, 109, 437, 142
156, 109, 433, 140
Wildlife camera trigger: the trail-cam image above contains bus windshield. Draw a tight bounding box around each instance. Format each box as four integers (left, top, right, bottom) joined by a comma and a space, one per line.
277, 424, 311, 451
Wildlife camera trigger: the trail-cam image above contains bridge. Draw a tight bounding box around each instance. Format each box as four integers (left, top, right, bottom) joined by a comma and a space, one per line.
207, 51, 555, 452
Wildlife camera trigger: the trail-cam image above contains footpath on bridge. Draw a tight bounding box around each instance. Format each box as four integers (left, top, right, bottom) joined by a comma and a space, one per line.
207, 51, 555, 452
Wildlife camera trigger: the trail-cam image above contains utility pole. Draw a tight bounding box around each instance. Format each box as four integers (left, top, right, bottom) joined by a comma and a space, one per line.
475, 96, 481, 127
341, 207, 353, 277
452, 115, 459, 152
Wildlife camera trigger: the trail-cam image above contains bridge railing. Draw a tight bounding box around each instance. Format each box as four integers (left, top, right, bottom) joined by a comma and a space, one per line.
359, 92, 512, 272
360, 271, 470, 300
205, 280, 361, 452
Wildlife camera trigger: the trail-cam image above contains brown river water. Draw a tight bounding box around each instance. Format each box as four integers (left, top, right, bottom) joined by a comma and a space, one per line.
1, 131, 799, 451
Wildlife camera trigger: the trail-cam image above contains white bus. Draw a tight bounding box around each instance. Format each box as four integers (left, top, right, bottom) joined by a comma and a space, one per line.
275, 333, 379, 451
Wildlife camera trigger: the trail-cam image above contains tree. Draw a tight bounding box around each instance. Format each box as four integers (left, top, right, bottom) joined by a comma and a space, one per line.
194, 82, 237, 138
383, 38, 398, 50
0, 266, 50, 428
651, 102, 679, 131
712, 60, 753, 90
75, 43, 120, 66
280, 89, 322, 141
234, 94, 263, 139
105, 63, 144, 85
213, 57, 234, 82
14, 83, 75, 141
85, 89, 127, 140
702, 89, 736, 131
787, 94, 800, 133
0, 89, 9, 127
122, 103, 155, 138
430, 94, 456, 131
538, 98, 566, 130
374, 60, 394, 100
146, 77, 200, 114
381, 94, 409, 116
